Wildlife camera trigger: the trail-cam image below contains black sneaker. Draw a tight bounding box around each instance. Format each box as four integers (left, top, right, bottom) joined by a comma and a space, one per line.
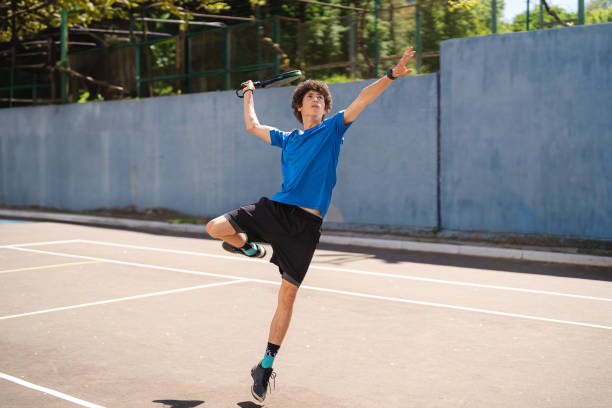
251, 362, 276, 402
222, 241, 266, 258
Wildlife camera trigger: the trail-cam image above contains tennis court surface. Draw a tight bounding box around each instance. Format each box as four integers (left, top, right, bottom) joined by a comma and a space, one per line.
1, 221, 611, 408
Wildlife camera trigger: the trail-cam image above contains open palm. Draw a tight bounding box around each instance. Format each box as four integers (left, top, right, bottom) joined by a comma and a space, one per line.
393, 47, 416, 77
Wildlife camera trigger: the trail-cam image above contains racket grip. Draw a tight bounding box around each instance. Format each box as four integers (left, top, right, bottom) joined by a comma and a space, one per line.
236, 80, 262, 98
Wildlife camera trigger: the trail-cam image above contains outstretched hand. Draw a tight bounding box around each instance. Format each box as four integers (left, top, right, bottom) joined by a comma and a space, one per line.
392, 47, 416, 77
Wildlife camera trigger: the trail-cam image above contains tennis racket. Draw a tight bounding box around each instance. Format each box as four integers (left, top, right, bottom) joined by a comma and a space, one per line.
236, 70, 302, 98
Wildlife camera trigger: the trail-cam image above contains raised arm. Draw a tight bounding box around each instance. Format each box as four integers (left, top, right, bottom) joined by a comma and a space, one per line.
242, 80, 275, 144
343, 47, 416, 125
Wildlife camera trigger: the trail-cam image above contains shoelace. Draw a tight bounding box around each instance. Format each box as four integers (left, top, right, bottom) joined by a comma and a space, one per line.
267, 371, 277, 395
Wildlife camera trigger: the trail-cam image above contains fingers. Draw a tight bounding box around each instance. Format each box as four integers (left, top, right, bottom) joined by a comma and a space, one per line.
241, 80, 254, 90
399, 47, 416, 65
392, 46, 416, 77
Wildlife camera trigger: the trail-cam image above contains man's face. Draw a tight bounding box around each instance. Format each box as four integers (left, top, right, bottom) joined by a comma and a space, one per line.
298, 90, 327, 120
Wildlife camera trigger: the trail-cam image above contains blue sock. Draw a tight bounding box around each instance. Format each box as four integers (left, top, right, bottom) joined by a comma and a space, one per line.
262, 342, 280, 368
241, 242, 257, 256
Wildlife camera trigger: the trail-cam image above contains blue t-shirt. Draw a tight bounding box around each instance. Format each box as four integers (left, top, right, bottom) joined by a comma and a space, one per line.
269, 111, 352, 218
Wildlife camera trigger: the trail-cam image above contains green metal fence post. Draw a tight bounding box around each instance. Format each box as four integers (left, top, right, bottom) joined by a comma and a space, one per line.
223, 27, 230, 90
135, 43, 141, 98
415, 2, 422, 74
185, 33, 192, 93
348, 12, 356, 78
256, 5, 262, 80
9, 45, 14, 107
539, 0, 543, 29
374, 0, 379, 77
298, 20, 304, 68
491, 0, 497, 33
273, 16, 280, 76
526, 0, 530, 30
60, 9, 68, 104
578, 0, 585, 25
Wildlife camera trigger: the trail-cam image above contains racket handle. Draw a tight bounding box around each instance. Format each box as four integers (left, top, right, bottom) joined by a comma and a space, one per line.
236, 81, 261, 98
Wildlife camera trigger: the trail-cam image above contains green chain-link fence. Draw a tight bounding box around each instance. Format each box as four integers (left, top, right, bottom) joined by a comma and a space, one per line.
1, 0, 590, 107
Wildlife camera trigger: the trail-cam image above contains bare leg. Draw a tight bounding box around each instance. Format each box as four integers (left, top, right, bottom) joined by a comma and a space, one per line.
252, 282, 298, 403
208, 216, 298, 344
268, 279, 299, 345
206, 215, 247, 248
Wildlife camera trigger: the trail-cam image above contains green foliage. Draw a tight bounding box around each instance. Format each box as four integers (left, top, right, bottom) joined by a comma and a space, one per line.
587, 0, 612, 11
149, 41, 176, 73
153, 84, 176, 96
1, 1, 229, 43
167, 218, 203, 224
318, 73, 354, 84
419, 0, 505, 72
77, 89, 104, 102
77, 90, 90, 103
448, 0, 481, 11
585, 5, 612, 23
510, 5, 576, 31
6, 0, 610, 104
509, 2, 612, 31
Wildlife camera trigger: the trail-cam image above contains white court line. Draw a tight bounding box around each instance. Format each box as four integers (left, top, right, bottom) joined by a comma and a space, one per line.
0, 279, 247, 320
295, 283, 612, 331
309, 264, 612, 302
80, 239, 269, 264
6, 246, 250, 282
0, 372, 104, 408
76, 239, 612, 303
3, 245, 612, 330
0, 239, 81, 249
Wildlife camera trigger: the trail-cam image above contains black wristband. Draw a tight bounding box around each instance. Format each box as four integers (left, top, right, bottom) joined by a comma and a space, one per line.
386, 68, 397, 80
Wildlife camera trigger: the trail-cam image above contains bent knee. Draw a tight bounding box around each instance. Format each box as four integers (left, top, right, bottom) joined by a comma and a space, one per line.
206, 216, 233, 238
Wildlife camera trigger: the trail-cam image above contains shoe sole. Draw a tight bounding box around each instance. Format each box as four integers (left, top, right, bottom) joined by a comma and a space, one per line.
251, 385, 264, 402
222, 242, 266, 258
251, 368, 265, 402
255, 245, 266, 258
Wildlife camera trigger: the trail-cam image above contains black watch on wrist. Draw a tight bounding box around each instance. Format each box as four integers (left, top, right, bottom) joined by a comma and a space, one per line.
386, 68, 397, 80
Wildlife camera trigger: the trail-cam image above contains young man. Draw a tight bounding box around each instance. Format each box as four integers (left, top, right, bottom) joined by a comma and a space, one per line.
206, 47, 415, 402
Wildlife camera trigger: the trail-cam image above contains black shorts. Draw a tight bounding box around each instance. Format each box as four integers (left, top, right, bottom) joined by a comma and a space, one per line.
223, 197, 322, 287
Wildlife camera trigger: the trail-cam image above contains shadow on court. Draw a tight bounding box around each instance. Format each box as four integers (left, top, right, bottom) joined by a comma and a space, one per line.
56, 222, 611, 282
316, 242, 612, 282
181, 233, 611, 283
153, 400, 204, 407
236, 402, 262, 408
151, 399, 263, 408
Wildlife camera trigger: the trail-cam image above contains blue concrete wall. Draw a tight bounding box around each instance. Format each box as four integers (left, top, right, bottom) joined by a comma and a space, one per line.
440, 24, 612, 239
328, 77, 438, 227
2, 23, 610, 239
0, 75, 439, 229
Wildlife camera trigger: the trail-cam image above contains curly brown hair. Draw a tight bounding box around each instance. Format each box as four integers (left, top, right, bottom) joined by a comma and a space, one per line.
291, 80, 332, 124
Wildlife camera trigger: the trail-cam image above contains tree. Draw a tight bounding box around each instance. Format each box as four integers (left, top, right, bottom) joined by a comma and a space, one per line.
418, 0, 504, 72
587, 0, 611, 11
585, 0, 612, 23
510, 5, 575, 31
0, 1, 229, 43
